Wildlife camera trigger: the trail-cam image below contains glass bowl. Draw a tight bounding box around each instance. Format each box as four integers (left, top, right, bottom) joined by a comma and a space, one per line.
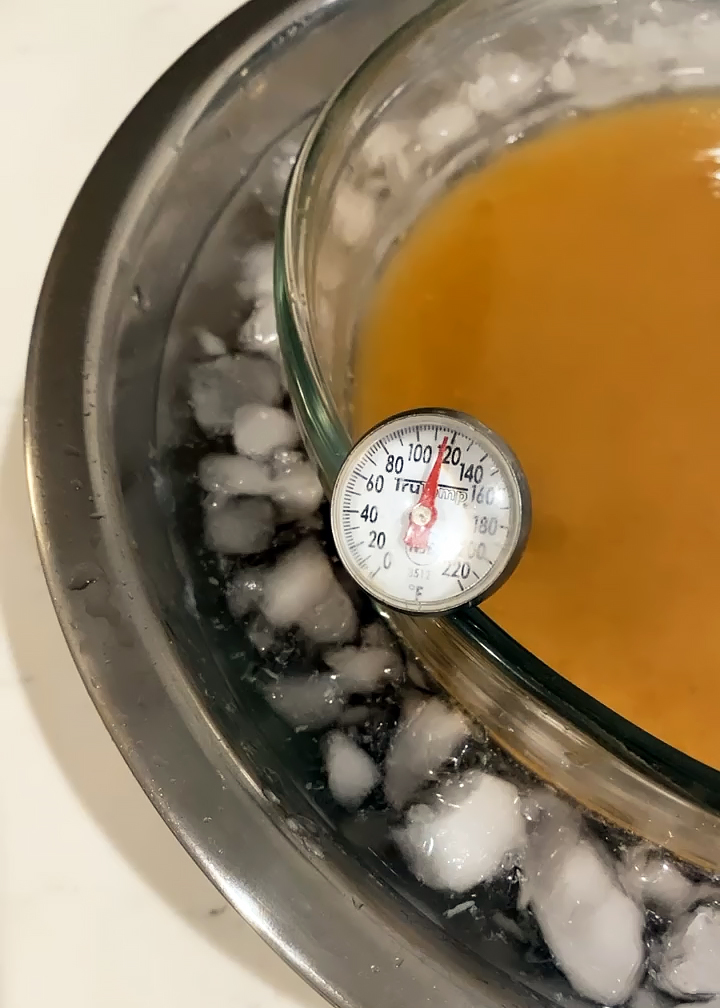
277, 0, 720, 869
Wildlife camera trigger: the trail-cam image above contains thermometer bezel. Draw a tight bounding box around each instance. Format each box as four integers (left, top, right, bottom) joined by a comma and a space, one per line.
330, 408, 532, 615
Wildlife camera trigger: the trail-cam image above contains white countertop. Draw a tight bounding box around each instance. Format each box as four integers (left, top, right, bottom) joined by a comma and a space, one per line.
0, 2, 326, 1005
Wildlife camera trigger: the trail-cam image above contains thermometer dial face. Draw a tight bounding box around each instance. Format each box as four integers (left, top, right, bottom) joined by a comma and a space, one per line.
330, 409, 531, 615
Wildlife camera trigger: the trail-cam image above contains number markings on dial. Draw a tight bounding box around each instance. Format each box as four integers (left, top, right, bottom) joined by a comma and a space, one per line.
332, 411, 529, 614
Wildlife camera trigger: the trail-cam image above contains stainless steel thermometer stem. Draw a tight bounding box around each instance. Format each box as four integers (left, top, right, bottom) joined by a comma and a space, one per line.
330, 408, 531, 615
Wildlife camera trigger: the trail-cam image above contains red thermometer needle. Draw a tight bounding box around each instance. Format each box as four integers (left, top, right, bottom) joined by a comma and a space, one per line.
404, 436, 448, 551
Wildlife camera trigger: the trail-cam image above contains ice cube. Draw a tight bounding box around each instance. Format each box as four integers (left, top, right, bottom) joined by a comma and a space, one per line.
621, 846, 695, 916
194, 327, 227, 357
384, 697, 470, 809
525, 820, 644, 1006
226, 568, 265, 619
548, 58, 576, 94
204, 497, 275, 555
570, 62, 663, 110
655, 906, 720, 999
270, 458, 324, 519
238, 297, 280, 360
198, 454, 271, 496
332, 186, 376, 246
272, 447, 304, 467
399, 688, 427, 722
360, 621, 396, 651
466, 53, 543, 114
203, 491, 229, 512
395, 771, 525, 893
261, 539, 334, 627
417, 102, 476, 156
297, 580, 358, 645
325, 645, 403, 694
271, 139, 299, 194
324, 730, 379, 808
236, 242, 275, 301
248, 614, 276, 656
570, 28, 654, 72
571, 27, 617, 63
255, 138, 300, 214
317, 254, 345, 293
233, 404, 299, 460
337, 705, 371, 726
631, 20, 686, 61
688, 14, 720, 62
189, 354, 282, 434
265, 673, 344, 729
361, 122, 411, 178
630, 987, 672, 1008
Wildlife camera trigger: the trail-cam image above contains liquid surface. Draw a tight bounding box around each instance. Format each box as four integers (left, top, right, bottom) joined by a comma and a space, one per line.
355, 96, 720, 770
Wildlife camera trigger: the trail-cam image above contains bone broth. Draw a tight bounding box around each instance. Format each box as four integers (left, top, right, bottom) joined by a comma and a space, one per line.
354, 96, 720, 769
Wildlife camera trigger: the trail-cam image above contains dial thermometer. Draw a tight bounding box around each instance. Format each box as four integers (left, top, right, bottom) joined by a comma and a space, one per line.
330, 409, 531, 615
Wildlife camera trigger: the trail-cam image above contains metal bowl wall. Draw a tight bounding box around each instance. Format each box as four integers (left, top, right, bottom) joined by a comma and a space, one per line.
24, 1, 543, 1006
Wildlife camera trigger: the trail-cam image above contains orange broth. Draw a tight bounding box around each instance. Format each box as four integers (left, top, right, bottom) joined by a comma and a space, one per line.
354, 96, 720, 768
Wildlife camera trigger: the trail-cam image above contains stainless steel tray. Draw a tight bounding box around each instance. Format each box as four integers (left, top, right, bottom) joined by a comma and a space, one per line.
25, 1, 526, 1006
